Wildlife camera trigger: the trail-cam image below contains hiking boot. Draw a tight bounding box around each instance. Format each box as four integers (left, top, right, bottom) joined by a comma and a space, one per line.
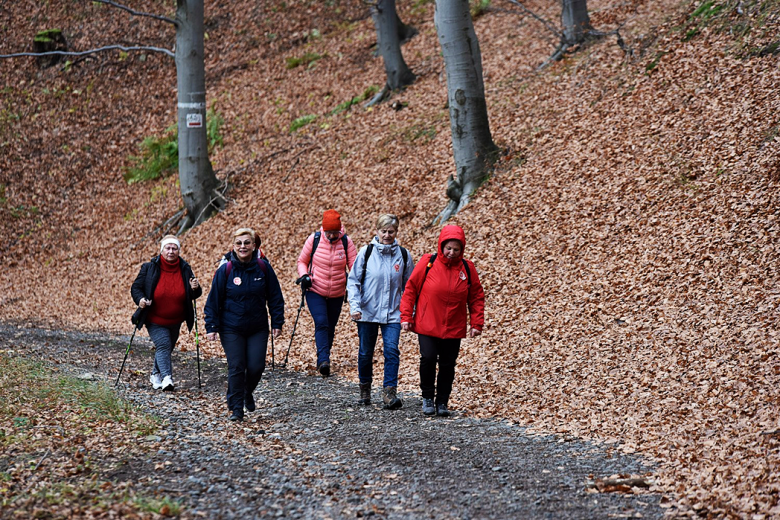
149, 373, 163, 390
436, 403, 451, 417
229, 410, 244, 422
317, 361, 331, 377
422, 398, 435, 416
161, 375, 174, 392
382, 387, 403, 410
358, 383, 371, 405
245, 392, 256, 412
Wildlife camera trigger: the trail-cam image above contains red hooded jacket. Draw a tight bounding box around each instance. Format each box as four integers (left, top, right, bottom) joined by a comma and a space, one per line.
400, 225, 485, 339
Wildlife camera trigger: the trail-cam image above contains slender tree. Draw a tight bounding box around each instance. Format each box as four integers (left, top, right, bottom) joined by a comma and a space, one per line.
433, 0, 498, 224
367, 0, 416, 106
0, 0, 223, 232
175, 0, 222, 229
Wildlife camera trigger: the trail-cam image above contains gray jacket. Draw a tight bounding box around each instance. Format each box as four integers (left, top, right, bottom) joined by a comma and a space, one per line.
347, 237, 415, 324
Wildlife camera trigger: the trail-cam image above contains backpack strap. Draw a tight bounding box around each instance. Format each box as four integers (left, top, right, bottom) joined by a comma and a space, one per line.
359, 243, 374, 286
461, 258, 471, 286
308, 231, 321, 273
401, 247, 408, 276
414, 253, 437, 311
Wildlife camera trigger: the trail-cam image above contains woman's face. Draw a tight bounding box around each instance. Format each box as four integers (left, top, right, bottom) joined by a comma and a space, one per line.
377, 226, 397, 245
233, 234, 254, 262
161, 243, 180, 262
441, 239, 462, 259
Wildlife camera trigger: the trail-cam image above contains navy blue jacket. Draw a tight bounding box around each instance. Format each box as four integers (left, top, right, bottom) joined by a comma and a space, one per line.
204, 251, 285, 335
130, 256, 202, 331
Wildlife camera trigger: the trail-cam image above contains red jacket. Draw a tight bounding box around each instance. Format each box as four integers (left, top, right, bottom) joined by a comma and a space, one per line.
400, 225, 485, 339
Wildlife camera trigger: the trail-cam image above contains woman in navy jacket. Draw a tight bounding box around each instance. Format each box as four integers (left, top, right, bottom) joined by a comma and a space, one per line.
204, 228, 285, 421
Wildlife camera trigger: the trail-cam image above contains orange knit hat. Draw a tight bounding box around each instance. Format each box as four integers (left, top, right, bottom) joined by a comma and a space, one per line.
322, 209, 342, 232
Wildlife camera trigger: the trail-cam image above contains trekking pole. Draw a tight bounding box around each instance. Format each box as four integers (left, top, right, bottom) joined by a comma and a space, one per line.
271, 333, 275, 371
283, 290, 306, 367
115, 325, 138, 387
192, 300, 202, 389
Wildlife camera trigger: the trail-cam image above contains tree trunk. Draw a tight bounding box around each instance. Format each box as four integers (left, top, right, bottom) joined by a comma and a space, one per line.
433, 0, 498, 225
175, 0, 222, 231
561, 0, 592, 45
369, 0, 415, 105
396, 11, 418, 43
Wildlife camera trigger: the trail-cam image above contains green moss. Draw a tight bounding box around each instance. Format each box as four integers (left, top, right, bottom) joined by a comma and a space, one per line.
290, 114, 317, 132
33, 28, 62, 44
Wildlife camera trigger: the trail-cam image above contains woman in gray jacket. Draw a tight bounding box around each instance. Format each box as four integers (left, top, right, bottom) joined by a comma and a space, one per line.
347, 214, 414, 409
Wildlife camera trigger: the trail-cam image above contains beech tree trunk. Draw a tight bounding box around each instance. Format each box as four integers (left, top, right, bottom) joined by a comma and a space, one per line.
561, 0, 592, 45
369, 0, 416, 104
175, 0, 222, 230
433, 0, 498, 224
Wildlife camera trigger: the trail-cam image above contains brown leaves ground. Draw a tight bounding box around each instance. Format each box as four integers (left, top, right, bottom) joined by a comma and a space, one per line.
1, 0, 779, 517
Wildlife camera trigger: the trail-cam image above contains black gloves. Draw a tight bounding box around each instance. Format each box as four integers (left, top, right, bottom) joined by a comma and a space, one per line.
296, 275, 312, 290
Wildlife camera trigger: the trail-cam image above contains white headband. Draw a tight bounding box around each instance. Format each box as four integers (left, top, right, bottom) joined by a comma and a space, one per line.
160, 237, 181, 253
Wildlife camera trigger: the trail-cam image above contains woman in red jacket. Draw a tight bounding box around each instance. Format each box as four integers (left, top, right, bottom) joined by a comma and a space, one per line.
400, 225, 485, 417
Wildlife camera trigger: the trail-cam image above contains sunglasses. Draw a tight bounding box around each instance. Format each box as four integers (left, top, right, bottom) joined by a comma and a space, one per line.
234, 240, 253, 247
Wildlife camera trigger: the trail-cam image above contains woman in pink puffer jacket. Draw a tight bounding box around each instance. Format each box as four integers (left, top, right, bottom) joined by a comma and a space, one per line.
297, 209, 357, 376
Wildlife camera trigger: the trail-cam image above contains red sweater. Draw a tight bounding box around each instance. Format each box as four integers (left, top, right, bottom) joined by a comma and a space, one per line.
148, 257, 186, 326
400, 226, 485, 339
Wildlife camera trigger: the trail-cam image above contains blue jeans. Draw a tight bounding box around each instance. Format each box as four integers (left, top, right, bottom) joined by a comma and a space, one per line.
305, 291, 343, 365
357, 322, 401, 388
219, 330, 269, 414
146, 322, 181, 378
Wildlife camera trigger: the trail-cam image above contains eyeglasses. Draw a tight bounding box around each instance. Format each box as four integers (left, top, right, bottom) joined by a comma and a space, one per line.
234, 240, 253, 247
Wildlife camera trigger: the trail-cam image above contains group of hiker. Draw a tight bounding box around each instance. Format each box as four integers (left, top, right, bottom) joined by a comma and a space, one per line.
130, 210, 485, 422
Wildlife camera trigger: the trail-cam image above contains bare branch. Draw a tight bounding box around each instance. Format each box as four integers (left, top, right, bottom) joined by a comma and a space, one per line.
504, 0, 563, 40
0, 45, 174, 59
92, 0, 177, 26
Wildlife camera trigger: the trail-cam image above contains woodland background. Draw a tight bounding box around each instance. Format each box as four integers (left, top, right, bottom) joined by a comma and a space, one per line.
1, 0, 779, 517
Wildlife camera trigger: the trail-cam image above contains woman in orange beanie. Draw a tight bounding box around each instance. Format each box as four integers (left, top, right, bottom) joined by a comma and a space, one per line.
297, 209, 357, 376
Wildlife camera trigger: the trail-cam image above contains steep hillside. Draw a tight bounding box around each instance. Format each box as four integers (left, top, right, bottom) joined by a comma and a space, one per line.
2, 0, 779, 516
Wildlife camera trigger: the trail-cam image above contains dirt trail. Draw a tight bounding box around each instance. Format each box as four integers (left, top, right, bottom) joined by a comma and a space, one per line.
1, 324, 664, 519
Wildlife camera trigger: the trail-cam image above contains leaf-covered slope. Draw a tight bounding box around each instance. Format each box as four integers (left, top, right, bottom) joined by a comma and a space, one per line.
1, 0, 779, 516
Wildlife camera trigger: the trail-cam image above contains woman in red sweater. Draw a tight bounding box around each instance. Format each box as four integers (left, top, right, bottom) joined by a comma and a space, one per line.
400, 225, 485, 417
131, 235, 202, 391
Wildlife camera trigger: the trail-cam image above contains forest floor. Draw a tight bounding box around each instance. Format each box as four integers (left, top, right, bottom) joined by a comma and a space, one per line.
1, 323, 663, 519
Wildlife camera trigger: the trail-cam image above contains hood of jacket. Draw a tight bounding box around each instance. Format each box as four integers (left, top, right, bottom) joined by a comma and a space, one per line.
371, 236, 399, 254
437, 225, 466, 265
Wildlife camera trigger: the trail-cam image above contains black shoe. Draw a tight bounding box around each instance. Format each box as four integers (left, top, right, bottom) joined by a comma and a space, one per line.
229, 411, 244, 422
422, 398, 436, 416
245, 392, 256, 412
358, 383, 371, 405
317, 361, 331, 377
436, 403, 451, 417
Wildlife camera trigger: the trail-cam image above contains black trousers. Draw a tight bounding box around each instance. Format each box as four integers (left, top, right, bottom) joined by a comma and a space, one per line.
219, 330, 269, 414
418, 334, 461, 405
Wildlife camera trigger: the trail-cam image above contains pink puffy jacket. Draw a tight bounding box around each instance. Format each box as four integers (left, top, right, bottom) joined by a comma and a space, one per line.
297, 227, 358, 298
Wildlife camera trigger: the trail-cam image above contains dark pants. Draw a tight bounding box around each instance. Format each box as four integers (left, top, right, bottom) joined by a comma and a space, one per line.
219, 330, 269, 414
305, 291, 343, 365
418, 334, 461, 405
146, 322, 181, 378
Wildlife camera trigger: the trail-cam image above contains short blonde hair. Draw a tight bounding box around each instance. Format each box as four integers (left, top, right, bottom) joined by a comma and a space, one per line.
376, 214, 399, 230
233, 228, 255, 240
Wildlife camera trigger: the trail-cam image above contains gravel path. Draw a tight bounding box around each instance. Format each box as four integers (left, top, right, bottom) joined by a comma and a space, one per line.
1, 324, 665, 519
